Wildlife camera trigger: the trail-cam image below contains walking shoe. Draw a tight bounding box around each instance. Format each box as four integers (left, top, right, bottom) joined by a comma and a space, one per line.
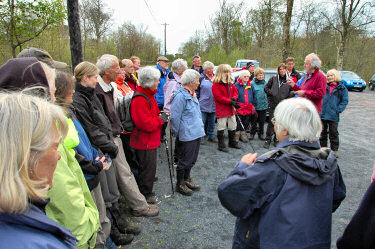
208, 137, 218, 143
258, 134, 266, 140
249, 134, 255, 140
145, 195, 157, 204
185, 178, 200, 191
333, 151, 339, 158
110, 225, 134, 246
200, 139, 205, 145
263, 140, 271, 149
131, 206, 159, 217
125, 224, 141, 235
176, 182, 193, 196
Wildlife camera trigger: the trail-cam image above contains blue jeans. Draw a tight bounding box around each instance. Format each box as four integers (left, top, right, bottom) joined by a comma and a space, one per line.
201, 112, 216, 138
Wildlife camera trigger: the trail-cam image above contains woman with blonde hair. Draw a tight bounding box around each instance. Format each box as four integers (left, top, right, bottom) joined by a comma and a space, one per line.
0, 92, 77, 249
320, 69, 348, 158
212, 64, 241, 152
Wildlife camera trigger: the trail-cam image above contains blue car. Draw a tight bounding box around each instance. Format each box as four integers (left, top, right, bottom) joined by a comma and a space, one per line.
339, 71, 366, 91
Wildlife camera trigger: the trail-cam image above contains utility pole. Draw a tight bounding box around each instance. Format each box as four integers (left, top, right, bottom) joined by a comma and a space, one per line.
161, 23, 169, 56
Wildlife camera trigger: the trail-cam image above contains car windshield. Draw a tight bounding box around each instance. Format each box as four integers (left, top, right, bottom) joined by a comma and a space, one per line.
239, 61, 260, 68
341, 71, 361, 79
264, 71, 277, 82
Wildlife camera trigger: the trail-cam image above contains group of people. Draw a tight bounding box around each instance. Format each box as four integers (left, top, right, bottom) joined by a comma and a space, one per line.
0, 46, 363, 249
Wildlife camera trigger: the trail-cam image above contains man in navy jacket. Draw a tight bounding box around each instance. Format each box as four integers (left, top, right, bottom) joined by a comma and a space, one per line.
218, 97, 346, 249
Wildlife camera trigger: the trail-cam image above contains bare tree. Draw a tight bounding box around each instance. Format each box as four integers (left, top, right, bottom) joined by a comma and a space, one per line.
79, 0, 112, 49
322, 0, 375, 69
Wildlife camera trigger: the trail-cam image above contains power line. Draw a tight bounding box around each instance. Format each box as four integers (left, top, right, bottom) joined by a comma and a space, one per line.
143, 0, 159, 25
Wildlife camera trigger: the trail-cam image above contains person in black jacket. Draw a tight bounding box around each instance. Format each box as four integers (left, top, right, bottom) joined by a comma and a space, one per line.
285, 57, 301, 83
264, 63, 294, 149
73, 62, 137, 246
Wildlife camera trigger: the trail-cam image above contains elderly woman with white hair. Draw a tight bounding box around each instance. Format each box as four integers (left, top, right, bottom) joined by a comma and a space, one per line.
218, 97, 346, 249
234, 70, 257, 143
287, 53, 327, 113
130, 66, 169, 203
196, 61, 217, 144
170, 69, 205, 196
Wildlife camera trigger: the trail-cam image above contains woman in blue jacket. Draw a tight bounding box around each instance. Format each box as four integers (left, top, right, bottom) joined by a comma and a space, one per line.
320, 69, 349, 158
171, 69, 205, 196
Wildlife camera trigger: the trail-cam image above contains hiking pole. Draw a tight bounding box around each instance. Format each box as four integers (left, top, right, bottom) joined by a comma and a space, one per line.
235, 111, 255, 153
164, 129, 175, 195
169, 125, 175, 177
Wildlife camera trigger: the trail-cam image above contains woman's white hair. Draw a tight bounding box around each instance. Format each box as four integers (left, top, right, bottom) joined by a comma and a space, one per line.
274, 97, 322, 142
139, 66, 161, 88
0, 91, 67, 214
181, 69, 200, 86
171, 58, 188, 74
96, 54, 119, 76
203, 61, 214, 71
239, 70, 250, 77
306, 53, 321, 69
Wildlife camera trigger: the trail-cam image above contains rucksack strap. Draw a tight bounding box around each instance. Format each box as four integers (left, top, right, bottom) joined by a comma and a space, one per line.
132, 92, 151, 108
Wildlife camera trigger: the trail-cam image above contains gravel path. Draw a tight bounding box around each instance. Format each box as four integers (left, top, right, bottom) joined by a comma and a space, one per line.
122, 90, 375, 249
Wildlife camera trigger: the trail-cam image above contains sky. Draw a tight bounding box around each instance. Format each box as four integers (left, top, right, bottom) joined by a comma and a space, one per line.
105, 0, 248, 54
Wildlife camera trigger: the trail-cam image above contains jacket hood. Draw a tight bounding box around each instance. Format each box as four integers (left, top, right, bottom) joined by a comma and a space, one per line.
0, 57, 49, 91
258, 140, 337, 185
172, 86, 194, 101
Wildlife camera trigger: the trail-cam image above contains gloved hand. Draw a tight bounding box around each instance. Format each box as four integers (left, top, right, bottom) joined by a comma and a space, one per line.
159, 112, 169, 123
230, 98, 241, 109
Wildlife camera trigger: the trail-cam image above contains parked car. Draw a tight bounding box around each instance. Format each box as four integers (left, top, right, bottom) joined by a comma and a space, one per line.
263, 68, 278, 83
233, 59, 260, 72
339, 71, 366, 91
369, 74, 375, 91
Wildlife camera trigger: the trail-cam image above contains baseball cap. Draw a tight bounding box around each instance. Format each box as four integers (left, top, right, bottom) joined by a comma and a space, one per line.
17, 47, 67, 69
157, 56, 169, 62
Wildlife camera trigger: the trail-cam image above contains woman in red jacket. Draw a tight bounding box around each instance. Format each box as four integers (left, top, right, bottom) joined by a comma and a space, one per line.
130, 66, 169, 203
212, 64, 241, 152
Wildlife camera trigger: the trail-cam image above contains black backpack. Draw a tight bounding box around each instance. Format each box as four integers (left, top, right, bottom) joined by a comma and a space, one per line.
116, 92, 151, 132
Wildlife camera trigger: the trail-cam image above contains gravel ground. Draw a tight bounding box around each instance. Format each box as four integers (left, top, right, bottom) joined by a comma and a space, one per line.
121, 90, 375, 249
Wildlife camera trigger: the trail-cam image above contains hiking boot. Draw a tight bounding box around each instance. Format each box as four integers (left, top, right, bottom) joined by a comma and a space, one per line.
217, 130, 229, 152
263, 140, 271, 149
240, 131, 248, 142
208, 137, 218, 143
228, 130, 241, 149
176, 182, 193, 196
125, 224, 142, 235
185, 178, 200, 191
234, 131, 240, 142
258, 134, 266, 140
333, 151, 339, 158
249, 134, 255, 140
110, 225, 134, 246
131, 206, 159, 217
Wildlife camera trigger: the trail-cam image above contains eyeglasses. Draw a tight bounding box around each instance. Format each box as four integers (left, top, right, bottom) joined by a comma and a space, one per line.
271, 117, 276, 125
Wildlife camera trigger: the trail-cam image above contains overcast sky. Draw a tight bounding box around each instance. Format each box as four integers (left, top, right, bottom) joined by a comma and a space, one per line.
105, 0, 249, 54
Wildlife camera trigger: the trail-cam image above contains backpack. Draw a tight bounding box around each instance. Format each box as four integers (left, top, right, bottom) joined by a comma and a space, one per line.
116, 92, 151, 132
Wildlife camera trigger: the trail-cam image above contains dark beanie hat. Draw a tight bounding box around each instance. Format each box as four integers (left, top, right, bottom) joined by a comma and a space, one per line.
0, 57, 49, 91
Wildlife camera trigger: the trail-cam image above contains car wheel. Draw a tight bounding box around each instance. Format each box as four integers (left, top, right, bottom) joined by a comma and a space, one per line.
359, 88, 363, 92
370, 84, 375, 91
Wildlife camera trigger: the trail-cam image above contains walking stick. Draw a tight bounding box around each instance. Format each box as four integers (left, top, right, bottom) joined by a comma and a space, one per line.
169, 125, 174, 176
235, 111, 255, 153
164, 130, 175, 195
